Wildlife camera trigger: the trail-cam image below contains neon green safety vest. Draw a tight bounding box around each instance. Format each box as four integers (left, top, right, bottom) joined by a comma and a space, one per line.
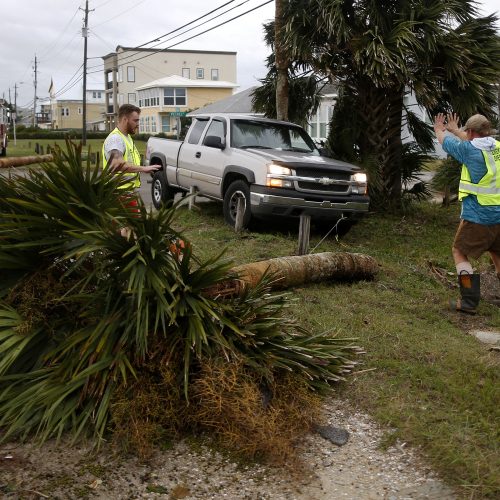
102, 128, 141, 190
458, 140, 500, 206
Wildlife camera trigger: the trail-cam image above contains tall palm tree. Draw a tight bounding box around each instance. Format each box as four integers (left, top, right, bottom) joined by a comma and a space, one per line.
260, 0, 500, 208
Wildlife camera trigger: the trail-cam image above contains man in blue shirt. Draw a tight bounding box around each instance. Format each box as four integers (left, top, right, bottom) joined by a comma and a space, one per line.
433, 113, 500, 314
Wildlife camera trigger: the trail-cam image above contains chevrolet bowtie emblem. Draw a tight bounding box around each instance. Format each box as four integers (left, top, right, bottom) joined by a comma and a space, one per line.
319, 177, 334, 185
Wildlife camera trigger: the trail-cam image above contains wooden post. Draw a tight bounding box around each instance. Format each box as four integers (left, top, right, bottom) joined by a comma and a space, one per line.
188, 186, 197, 210
34, 143, 39, 154
39, 145, 44, 155
297, 214, 311, 255
234, 197, 245, 232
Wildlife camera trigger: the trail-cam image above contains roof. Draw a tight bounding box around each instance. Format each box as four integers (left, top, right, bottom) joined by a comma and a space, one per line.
189, 87, 259, 115
136, 74, 238, 91
189, 83, 337, 115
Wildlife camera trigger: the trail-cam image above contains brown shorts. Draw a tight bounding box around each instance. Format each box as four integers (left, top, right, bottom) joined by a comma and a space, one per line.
453, 220, 500, 259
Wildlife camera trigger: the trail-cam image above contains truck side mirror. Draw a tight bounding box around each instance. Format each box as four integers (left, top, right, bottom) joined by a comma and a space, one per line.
204, 135, 225, 150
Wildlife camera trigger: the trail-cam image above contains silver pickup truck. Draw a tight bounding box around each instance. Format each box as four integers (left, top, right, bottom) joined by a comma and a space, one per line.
145, 113, 369, 229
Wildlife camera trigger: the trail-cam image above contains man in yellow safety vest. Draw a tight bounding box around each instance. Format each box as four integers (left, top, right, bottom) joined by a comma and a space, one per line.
434, 112, 500, 314
102, 104, 159, 236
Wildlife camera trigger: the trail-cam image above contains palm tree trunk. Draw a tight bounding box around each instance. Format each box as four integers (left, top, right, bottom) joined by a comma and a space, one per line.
203, 252, 378, 299
0, 154, 54, 168
275, 0, 289, 121
357, 80, 404, 209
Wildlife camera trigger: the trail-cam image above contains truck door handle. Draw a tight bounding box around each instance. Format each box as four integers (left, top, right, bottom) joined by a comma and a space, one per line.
195, 152, 201, 158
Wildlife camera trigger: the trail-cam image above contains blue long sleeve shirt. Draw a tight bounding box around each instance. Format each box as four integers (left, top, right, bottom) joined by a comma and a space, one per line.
442, 135, 500, 225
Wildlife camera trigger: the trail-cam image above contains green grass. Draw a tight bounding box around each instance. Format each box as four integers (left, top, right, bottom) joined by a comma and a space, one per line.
172, 201, 499, 499
5, 138, 147, 159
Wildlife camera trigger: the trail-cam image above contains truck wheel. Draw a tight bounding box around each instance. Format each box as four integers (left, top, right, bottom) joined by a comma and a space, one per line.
151, 170, 173, 209
223, 180, 252, 228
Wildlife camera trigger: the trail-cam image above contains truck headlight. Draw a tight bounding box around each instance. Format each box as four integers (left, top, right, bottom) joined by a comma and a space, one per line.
267, 164, 293, 188
352, 172, 367, 183
351, 172, 368, 194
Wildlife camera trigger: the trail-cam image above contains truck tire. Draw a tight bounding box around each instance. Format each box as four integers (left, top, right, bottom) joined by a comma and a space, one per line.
151, 170, 173, 209
223, 180, 252, 228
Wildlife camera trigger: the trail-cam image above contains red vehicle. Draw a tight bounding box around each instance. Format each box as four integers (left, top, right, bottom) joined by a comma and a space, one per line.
0, 103, 8, 156
0, 123, 7, 157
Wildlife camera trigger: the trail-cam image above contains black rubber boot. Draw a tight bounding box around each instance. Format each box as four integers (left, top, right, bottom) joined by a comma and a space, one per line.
450, 273, 481, 314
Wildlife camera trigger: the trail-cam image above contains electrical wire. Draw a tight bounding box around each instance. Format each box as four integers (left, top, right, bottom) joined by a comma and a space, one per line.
37, 6, 81, 62
92, 0, 151, 28
86, 0, 273, 76
86, 0, 243, 71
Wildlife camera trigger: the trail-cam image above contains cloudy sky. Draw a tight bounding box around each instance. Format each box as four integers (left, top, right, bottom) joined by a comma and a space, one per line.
1, 0, 498, 113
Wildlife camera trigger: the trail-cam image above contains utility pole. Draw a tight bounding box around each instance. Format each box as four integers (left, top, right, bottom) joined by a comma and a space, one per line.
81, 0, 90, 145
8, 88, 12, 126
14, 83, 20, 145
33, 54, 38, 128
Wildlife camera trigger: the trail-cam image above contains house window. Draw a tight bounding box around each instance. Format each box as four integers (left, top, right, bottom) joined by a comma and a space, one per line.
182, 68, 190, 79
97, 91, 101, 98
145, 116, 150, 132
78, 107, 82, 115
151, 117, 157, 133
61, 108, 69, 116
128, 93, 136, 103
196, 68, 204, 79
211, 69, 219, 81
140, 117, 144, 133
127, 66, 135, 82
92, 91, 97, 98
163, 87, 186, 106
161, 116, 170, 133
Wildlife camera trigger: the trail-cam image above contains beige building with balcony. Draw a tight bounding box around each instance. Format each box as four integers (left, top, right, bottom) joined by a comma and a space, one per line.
136, 75, 237, 134
102, 46, 237, 130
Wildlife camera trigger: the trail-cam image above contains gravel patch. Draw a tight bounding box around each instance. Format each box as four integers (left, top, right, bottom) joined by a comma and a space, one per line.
0, 398, 455, 499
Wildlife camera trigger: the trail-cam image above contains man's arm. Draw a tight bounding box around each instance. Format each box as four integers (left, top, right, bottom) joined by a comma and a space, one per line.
108, 149, 159, 174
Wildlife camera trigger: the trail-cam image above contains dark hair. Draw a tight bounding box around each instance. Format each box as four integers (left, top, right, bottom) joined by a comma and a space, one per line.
118, 104, 141, 119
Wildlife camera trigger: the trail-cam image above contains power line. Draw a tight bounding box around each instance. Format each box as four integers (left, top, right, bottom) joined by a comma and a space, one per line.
85, 0, 243, 71
37, 6, 81, 62
92, 0, 150, 28
86, 0, 273, 76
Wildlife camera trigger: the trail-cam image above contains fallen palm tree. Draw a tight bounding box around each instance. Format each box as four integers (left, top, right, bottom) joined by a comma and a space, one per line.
0, 140, 364, 462
204, 252, 377, 298
0, 154, 54, 168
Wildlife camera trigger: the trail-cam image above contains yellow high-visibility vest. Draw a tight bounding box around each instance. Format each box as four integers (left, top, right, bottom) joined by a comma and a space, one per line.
102, 128, 141, 190
459, 140, 500, 206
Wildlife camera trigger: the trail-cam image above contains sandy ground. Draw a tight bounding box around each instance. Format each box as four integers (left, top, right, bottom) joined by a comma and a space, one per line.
0, 398, 456, 500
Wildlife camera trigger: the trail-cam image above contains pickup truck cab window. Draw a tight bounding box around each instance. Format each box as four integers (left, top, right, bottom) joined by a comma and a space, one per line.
203, 119, 225, 146
187, 118, 209, 145
231, 119, 319, 155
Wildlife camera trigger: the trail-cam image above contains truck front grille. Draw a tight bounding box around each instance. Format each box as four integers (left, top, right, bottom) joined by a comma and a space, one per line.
294, 169, 351, 194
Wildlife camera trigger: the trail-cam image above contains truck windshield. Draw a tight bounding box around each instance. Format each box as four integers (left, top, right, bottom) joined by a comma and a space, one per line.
230, 119, 319, 155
